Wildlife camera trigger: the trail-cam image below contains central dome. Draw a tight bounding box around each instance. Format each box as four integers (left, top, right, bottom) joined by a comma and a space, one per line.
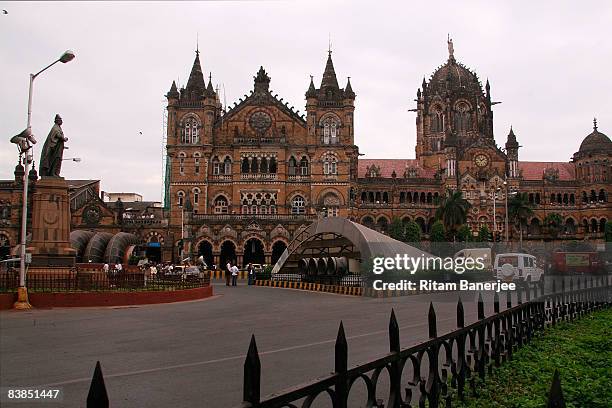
427, 57, 484, 96
579, 127, 611, 153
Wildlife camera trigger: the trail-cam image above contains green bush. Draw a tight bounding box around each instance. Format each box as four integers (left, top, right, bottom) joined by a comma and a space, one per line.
455, 309, 612, 408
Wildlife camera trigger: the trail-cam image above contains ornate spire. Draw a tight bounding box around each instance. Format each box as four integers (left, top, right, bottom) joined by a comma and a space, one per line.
253, 66, 271, 93
506, 125, 519, 149
205, 73, 215, 97
593, 117, 598, 131
167, 80, 179, 98
185, 50, 206, 97
305, 75, 317, 98
321, 51, 339, 89
344, 77, 355, 99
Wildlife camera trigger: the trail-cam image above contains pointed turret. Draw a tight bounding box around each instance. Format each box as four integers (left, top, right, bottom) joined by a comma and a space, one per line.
321, 51, 339, 90
184, 50, 206, 98
344, 77, 355, 99
167, 80, 179, 98
506, 126, 519, 149
305, 75, 317, 99
14, 159, 24, 183
204, 73, 216, 98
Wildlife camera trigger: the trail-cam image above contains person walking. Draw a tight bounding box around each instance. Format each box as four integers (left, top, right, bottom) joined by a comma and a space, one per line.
247, 263, 254, 286
102, 263, 109, 274
231, 263, 239, 286
225, 261, 232, 286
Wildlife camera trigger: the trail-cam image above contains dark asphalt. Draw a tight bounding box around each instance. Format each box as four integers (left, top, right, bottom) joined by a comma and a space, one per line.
1, 283, 515, 407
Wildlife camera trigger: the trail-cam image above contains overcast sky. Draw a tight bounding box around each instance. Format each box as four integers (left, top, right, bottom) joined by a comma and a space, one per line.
1, 1, 611, 201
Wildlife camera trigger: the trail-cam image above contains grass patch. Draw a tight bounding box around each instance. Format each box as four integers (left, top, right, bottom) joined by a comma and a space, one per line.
455, 308, 612, 408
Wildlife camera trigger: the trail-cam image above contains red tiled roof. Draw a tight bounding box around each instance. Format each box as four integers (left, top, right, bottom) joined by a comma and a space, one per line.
358, 159, 437, 179
518, 161, 575, 181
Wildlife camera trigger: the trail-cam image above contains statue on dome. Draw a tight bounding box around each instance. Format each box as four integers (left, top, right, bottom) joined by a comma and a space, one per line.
447, 34, 454, 59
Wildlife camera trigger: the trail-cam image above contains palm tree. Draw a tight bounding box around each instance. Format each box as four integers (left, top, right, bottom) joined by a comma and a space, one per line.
435, 189, 472, 239
508, 192, 533, 247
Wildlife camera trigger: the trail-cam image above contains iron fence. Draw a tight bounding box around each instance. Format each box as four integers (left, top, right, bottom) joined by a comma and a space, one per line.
237, 276, 610, 407
257, 271, 365, 287
82, 275, 610, 407
0, 269, 210, 293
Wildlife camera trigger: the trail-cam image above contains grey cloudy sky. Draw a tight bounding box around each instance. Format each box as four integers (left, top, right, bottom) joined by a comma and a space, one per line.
1, 1, 611, 201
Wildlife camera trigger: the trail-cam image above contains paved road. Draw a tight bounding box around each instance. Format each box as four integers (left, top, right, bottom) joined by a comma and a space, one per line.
1, 283, 508, 407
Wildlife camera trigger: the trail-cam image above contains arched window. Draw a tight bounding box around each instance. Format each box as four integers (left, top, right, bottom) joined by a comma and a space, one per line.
599, 189, 606, 202
322, 117, 340, 144
361, 191, 367, 202
291, 195, 305, 215
224, 157, 232, 175
178, 152, 186, 175
194, 153, 201, 175
177, 191, 185, 207
300, 156, 309, 176
600, 218, 607, 233
250, 157, 259, 173
535, 193, 541, 204
212, 156, 221, 175
260, 157, 268, 173
431, 107, 444, 132
241, 157, 250, 173
590, 190, 597, 202
322, 192, 341, 217
214, 196, 229, 214
362, 216, 374, 228
193, 188, 200, 205
591, 218, 598, 233
181, 116, 200, 144
269, 157, 277, 173
582, 191, 588, 203
288, 157, 297, 176
454, 102, 471, 133
323, 154, 338, 176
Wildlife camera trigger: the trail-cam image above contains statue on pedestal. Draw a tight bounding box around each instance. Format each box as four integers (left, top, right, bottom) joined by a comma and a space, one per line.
39, 114, 69, 177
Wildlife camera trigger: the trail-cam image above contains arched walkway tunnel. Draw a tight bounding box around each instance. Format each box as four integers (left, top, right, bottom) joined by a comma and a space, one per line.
271, 241, 287, 265
198, 240, 214, 268
243, 238, 265, 267
220, 240, 237, 268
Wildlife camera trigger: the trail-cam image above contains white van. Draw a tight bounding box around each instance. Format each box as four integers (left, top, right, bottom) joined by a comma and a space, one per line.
494, 253, 544, 282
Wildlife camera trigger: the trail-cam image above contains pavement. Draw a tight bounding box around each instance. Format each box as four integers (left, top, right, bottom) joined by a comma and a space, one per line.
1, 282, 519, 407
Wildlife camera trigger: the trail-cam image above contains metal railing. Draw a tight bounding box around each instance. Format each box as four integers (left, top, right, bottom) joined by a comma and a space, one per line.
239, 276, 610, 407
0, 269, 210, 292
258, 272, 364, 287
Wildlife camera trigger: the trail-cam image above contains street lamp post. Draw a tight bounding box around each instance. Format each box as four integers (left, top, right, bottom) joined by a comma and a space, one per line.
503, 181, 509, 244
13, 50, 75, 310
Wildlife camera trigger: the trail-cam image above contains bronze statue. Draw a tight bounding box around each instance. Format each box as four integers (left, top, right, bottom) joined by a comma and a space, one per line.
39, 114, 68, 177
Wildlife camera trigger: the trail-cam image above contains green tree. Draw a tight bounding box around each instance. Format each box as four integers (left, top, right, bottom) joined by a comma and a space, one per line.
435, 189, 472, 239
477, 225, 491, 242
508, 192, 533, 246
544, 212, 564, 238
430, 220, 446, 242
389, 217, 405, 241
457, 225, 473, 242
404, 220, 421, 243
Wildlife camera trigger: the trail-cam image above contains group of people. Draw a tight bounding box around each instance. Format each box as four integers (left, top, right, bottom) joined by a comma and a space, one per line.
224, 262, 257, 286
102, 262, 122, 276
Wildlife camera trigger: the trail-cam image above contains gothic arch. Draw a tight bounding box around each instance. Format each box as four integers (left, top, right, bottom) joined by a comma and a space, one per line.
316, 187, 345, 206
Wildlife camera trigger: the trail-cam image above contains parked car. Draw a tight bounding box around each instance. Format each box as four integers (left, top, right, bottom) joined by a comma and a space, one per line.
494, 253, 544, 282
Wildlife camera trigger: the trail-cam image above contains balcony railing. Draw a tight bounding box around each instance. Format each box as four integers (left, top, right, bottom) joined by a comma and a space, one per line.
192, 214, 316, 222
287, 175, 310, 182
122, 218, 168, 227
211, 174, 232, 181
240, 173, 277, 181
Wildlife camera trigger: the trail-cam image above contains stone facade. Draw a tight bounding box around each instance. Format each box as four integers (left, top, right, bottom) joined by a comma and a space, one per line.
1, 43, 610, 266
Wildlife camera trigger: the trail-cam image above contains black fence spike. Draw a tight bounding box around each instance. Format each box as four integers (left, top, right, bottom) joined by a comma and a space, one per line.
243, 334, 261, 404
506, 289, 512, 309
389, 309, 400, 353
335, 321, 348, 373
546, 369, 566, 408
477, 292, 485, 319
457, 297, 465, 328
86, 361, 109, 408
428, 302, 437, 338
493, 291, 500, 314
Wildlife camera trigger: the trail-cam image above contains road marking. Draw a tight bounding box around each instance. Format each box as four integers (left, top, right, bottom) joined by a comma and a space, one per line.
36, 316, 455, 388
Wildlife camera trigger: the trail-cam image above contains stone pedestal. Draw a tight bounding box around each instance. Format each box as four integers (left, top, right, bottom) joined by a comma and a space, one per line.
27, 177, 76, 267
